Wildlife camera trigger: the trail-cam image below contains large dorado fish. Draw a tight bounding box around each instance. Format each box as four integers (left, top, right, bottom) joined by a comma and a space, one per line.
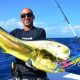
0, 27, 70, 73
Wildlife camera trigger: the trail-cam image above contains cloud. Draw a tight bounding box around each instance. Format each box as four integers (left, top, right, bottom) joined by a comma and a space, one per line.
62, 27, 70, 33
0, 18, 22, 32
40, 24, 80, 37
0, 19, 46, 32
0, 18, 80, 37
34, 22, 45, 26
73, 25, 80, 31
62, 25, 80, 33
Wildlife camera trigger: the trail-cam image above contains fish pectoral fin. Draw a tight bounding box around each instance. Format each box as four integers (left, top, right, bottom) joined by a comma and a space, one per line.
30, 48, 40, 59
34, 48, 40, 53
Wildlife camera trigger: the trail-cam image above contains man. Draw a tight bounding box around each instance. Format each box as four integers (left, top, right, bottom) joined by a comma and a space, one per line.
10, 8, 49, 80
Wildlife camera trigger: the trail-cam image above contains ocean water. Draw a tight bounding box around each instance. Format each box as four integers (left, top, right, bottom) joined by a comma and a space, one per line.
0, 38, 80, 80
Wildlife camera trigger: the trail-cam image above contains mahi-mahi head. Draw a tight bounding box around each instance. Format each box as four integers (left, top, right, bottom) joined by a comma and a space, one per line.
0, 27, 70, 73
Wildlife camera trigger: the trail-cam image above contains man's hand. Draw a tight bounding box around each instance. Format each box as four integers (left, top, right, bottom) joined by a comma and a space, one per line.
25, 59, 37, 70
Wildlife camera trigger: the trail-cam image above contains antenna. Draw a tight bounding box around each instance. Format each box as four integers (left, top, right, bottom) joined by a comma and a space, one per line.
54, 0, 77, 37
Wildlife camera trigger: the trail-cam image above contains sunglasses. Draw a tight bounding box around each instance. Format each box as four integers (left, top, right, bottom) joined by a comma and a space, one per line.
21, 13, 33, 18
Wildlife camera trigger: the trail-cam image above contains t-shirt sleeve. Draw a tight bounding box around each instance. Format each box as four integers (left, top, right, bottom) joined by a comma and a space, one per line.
10, 29, 16, 36
10, 28, 21, 37
38, 28, 46, 39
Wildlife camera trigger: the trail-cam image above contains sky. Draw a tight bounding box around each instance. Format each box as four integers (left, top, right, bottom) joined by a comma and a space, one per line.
0, 0, 80, 38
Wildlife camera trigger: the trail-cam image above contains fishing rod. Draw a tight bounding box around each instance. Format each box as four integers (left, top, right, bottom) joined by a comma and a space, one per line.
54, 0, 77, 37
53, 0, 80, 53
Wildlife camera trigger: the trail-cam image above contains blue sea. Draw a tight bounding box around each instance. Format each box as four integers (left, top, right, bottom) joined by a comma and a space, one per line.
0, 38, 80, 80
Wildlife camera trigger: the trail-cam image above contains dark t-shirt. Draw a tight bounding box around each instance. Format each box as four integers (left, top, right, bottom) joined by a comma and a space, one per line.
10, 26, 47, 78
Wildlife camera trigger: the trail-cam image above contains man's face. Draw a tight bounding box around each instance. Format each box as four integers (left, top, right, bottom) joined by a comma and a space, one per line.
21, 9, 34, 27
